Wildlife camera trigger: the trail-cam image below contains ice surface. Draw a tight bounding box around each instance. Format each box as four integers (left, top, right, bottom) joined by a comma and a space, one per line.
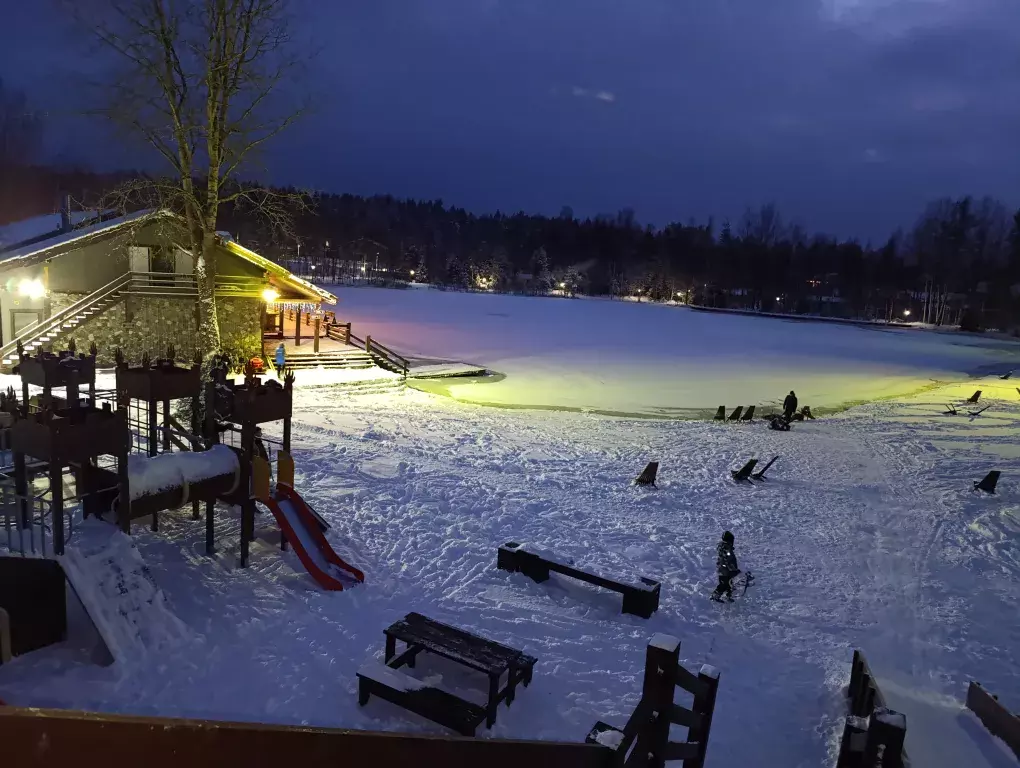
325, 286, 1020, 415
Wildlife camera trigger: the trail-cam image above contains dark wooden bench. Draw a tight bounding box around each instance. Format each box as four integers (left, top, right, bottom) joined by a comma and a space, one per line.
358, 613, 537, 733
497, 542, 661, 618
356, 663, 487, 736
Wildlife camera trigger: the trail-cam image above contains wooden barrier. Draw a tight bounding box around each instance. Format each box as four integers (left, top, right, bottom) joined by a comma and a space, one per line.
837, 650, 909, 768
0, 607, 11, 664
0, 706, 610, 768
0, 556, 67, 659
966, 682, 1020, 760
586, 635, 719, 767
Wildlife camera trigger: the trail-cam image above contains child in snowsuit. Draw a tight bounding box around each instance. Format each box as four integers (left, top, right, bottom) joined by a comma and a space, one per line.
711, 531, 740, 602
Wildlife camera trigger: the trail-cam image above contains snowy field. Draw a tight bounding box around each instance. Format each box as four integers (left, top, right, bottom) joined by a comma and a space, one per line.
2, 376, 1019, 766
326, 286, 1020, 416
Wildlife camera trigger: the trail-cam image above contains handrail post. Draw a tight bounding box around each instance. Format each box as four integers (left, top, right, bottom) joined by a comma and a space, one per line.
686, 666, 720, 768
638, 635, 680, 768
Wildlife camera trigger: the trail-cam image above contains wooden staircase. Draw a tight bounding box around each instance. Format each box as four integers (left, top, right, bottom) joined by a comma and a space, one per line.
281, 349, 377, 370
0, 273, 131, 370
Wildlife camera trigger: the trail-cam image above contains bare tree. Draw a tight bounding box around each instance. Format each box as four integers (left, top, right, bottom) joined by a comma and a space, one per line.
75, 0, 305, 359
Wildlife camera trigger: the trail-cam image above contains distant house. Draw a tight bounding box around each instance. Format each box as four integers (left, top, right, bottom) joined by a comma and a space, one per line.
0, 207, 334, 370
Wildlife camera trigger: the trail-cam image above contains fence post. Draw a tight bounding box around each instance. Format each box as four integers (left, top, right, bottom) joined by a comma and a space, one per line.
637, 635, 680, 768
313, 318, 320, 354
295, 307, 302, 347
864, 709, 906, 768
685, 665, 720, 768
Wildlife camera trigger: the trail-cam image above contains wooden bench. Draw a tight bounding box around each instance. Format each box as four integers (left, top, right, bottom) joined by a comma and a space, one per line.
363, 612, 537, 732
497, 542, 661, 618
356, 662, 487, 736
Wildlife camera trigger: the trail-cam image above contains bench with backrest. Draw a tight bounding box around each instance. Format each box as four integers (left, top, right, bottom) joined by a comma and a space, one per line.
497, 542, 661, 618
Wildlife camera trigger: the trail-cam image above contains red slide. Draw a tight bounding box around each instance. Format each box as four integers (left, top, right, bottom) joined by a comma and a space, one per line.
263, 484, 365, 591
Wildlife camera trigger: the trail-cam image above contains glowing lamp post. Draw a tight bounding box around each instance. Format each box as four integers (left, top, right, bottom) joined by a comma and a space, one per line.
261, 287, 280, 304
903, 309, 911, 318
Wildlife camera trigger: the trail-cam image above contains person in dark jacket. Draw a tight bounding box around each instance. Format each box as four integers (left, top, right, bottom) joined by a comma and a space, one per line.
711, 531, 740, 602
783, 390, 798, 421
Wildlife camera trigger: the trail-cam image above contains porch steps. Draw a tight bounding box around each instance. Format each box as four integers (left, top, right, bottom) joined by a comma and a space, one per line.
279, 349, 377, 371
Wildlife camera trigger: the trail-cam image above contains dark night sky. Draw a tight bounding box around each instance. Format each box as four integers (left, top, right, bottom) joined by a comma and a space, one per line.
2, 0, 1019, 241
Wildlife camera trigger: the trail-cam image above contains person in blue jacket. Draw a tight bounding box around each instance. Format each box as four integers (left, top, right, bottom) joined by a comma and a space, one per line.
274, 342, 286, 378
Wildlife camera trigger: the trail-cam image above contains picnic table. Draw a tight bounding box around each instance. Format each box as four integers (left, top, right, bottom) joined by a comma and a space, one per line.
358, 612, 537, 735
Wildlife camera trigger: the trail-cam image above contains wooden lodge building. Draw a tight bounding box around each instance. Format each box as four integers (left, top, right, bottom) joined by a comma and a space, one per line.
0, 206, 334, 370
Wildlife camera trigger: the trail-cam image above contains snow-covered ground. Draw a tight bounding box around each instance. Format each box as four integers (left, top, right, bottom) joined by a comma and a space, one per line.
326, 286, 1020, 416
1, 375, 1018, 765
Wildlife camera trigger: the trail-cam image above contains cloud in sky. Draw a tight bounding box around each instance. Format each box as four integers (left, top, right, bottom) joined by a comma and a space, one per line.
1, 0, 1018, 239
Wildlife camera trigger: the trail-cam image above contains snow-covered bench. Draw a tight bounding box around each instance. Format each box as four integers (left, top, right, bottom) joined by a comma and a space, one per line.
497, 542, 661, 618
356, 662, 488, 736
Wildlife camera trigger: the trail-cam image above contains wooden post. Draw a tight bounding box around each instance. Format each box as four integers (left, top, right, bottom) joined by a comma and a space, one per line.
13, 451, 28, 529
117, 443, 131, 533
49, 459, 64, 556
837, 716, 868, 768
239, 410, 255, 568
863, 709, 906, 768
204, 379, 217, 553
147, 398, 158, 458
686, 666, 720, 768
162, 399, 171, 453
295, 308, 302, 347
313, 318, 320, 353
637, 635, 680, 768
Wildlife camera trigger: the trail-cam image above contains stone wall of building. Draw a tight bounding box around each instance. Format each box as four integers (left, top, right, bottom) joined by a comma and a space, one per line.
47, 293, 262, 365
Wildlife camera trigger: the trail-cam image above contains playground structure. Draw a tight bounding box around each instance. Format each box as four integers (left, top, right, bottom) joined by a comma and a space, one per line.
0, 343, 363, 590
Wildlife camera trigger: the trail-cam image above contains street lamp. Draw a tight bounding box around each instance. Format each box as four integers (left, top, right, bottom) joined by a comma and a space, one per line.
903, 309, 911, 317
261, 287, 280, 303
410, 270, 416, 277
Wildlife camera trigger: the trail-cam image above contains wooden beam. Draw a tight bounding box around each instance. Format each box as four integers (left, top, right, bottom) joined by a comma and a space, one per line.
0, 707, 611, 768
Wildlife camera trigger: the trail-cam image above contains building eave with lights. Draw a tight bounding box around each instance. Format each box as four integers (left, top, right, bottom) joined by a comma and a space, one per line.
0, 207, 335, 369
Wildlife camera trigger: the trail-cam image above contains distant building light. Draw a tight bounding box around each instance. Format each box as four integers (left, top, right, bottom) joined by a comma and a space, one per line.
18, 278, 46, 299
410, 270, 416, 277
261, 287, 280, 303
903, 309, 911, 317
310, 265, 316, 270
559, 282, 566, 289
775, 296, 781, 301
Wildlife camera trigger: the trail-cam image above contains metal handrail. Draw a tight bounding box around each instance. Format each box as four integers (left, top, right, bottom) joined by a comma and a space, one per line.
0, 272, 133, 361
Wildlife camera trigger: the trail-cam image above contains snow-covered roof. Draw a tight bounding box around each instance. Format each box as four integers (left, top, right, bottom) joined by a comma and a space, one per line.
0, 210, 105, 252
0, 208, 332, 304
0, 209, 165, 269
223, 238, 336, 304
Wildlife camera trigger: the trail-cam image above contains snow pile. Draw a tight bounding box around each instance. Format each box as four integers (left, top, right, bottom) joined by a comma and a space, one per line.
128, 444, 238, 500
594, 728, 625, 749
59, 520, 197, 667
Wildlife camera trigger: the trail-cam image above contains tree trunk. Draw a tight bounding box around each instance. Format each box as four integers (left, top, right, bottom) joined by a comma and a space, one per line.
195, 232, 221, 361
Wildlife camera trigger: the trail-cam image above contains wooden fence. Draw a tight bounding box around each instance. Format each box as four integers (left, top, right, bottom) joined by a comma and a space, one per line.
585, 635, 719, 767
837, 650, 909, 768
966, 681, 1020, 760
0, 706, 610, 768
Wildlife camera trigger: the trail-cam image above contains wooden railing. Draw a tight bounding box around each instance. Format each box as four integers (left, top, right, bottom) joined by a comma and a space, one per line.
0, 706, 611, 768
366, 335, 409, 377
325, 322, 351, 344
966, 682, 1020, 760
586, 635, 719, 767
837, 650, 909, 768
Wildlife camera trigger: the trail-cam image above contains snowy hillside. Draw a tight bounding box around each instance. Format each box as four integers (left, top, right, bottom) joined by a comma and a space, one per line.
326, 286, 1020, 416
1, 378, 1017, 765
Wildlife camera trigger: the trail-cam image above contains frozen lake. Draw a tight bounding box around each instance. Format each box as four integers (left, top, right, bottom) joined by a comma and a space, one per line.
328, 287, 1020, 416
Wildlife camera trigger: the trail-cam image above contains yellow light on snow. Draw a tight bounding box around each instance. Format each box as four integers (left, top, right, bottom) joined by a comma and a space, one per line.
18, 278, 46, 299
261, 287, 280, 303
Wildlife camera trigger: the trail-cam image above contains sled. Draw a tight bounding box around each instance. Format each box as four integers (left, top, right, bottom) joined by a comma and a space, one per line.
974, 471, 1000, 494
731, 459, 758, 482
968, 405, 990, 417
752, 456, 779, 480
634, 462, 659, 487
740, 405, 755, 422
965, 390, 982, 404
713, 406, 726, 421
727, 406, 744, 421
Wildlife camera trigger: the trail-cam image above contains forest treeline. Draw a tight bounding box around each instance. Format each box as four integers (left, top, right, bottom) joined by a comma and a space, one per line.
5, 75, 1020, 330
